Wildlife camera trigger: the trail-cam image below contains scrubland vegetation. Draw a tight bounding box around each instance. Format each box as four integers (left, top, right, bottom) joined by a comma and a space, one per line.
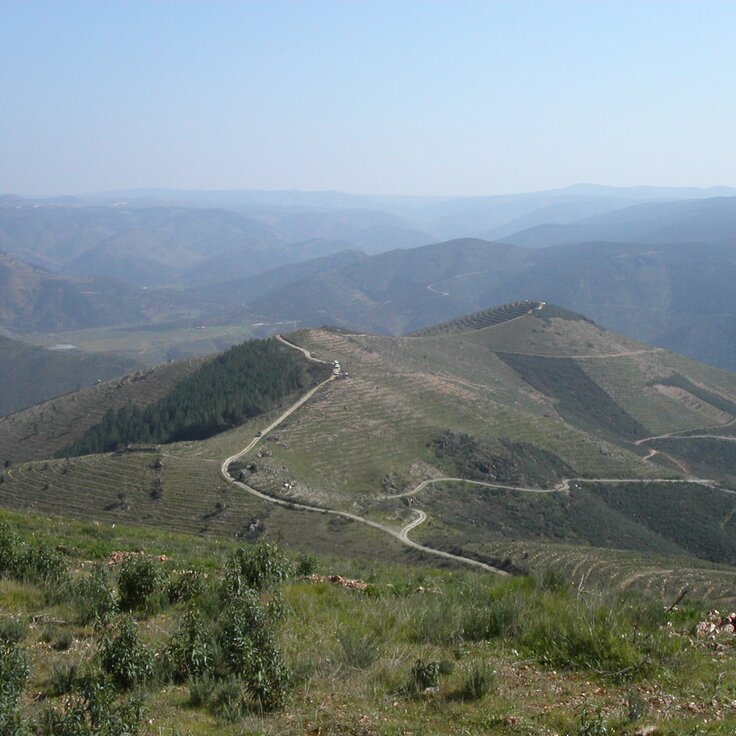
1, 513, 735, 735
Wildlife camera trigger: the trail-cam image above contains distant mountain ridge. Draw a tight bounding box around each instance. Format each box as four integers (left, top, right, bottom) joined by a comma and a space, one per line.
502, 196, 736, 248
0, 200, 431, 287
0, 249, 182, 333
234, 236, 736, 370
3, 187, 736, 374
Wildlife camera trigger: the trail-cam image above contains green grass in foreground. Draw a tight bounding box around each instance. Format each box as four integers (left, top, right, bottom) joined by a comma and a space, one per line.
1, 511, 736, 735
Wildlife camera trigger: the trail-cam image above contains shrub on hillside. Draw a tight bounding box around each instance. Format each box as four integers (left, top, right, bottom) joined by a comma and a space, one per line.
217, 589, 290, 711
36, 675, 143, 736
295, 552, 318, 576
117, 555, 167, 613
75, 563, 118, 625
167, 567, 209, 603
165, 607, 216, 683
223, 543, 293, 594
0, 640, 31, 735
0, 522, 70, 601
98, 617, 154, 690
0, 522, 23, 578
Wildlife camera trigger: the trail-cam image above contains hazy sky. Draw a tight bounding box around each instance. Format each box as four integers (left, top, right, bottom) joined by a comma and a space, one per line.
2, 1, 735, 196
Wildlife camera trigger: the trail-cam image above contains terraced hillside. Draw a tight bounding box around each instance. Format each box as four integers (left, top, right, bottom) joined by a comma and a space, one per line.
211, 308, 736, 570
3, 304, 736, 602
410, 300, 543, 336
0, 450, 416, 565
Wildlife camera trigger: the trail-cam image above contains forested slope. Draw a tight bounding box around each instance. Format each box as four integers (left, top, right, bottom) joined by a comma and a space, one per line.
62, 338, 330, 455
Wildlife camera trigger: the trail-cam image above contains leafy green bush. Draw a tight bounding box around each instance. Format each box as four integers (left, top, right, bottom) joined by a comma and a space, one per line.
0, 522, 69, 599
167, 567, 209, 604
0, 522, 23, 579
295, 552, 318, 576
36, 675, 143, 736
75, 563, 118, 625
217, 589, 290, 710
165, 607, 216, 682
223, 543, 293, 594
0, 640, 31, 735
0, 641, 30, 691
27, 542, 70, 591
117, 556, 167, 614
98, 617, 154, 690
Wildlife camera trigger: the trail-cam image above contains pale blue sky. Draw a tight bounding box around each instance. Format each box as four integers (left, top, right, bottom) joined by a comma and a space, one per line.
2, 1, 735, 196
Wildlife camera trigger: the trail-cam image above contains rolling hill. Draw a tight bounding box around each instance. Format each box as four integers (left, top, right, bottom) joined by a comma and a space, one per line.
0, 199, 431, 288
0, 354, 209, 465
2, 304, 736, 602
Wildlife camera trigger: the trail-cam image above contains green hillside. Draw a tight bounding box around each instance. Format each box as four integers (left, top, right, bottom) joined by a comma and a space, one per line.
4, 509, 736, 736
2, 306, 736, 597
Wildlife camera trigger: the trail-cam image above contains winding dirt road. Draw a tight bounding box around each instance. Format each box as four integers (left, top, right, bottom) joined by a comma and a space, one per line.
275, 334, 330, 364
635, 417, 736, 445
219, 334, 734, 575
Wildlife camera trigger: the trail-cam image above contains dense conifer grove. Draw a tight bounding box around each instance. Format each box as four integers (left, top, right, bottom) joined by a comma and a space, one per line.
60, 339, 327, 456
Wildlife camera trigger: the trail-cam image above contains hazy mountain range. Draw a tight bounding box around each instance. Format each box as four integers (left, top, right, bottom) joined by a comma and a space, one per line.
1, 184, 736, 394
